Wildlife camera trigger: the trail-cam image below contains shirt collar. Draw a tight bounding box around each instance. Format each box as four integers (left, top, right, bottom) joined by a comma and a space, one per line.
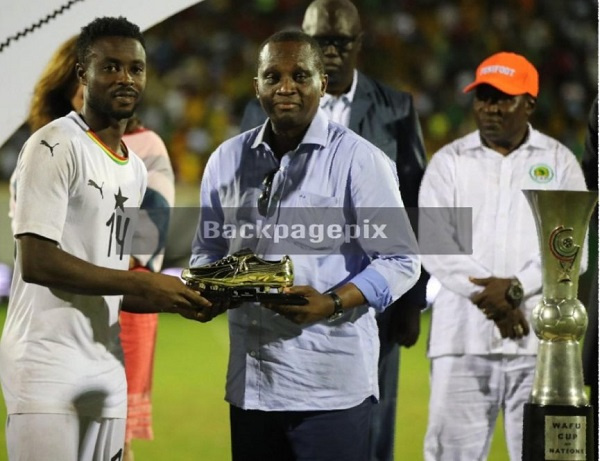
466, 124, 544, 152
67, 110, 89, 131
525, 126, 549, 149
321, 69, 358, 107
251, 108, 330, 151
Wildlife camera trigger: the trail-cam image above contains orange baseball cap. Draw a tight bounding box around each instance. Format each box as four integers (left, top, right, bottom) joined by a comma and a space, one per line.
463, 52, 539, 97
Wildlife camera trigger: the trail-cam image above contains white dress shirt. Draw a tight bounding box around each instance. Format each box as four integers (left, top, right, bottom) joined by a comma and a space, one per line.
320, 70, 358, 127
419, 126, 587, 357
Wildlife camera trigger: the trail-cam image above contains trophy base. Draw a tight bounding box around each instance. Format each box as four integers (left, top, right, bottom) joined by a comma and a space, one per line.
523, 403, 594, 461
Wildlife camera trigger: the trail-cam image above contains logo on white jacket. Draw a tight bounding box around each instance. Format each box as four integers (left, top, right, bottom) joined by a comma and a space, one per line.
529, 164, 554, 183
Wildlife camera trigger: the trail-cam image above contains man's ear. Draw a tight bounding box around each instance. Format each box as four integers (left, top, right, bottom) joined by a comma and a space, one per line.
76, 63, 87, 86
526, 96, 537, 114
354, 31, 364, 54
253, 77, 259, 98
321, 73, 328, 96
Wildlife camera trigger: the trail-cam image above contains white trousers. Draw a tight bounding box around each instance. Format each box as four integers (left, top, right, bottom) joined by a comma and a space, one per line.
6, 413, 126, 461
424, 354, 536, 461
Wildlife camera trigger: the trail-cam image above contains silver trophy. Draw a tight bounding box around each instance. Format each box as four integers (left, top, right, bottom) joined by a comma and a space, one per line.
522, 190, 598, 461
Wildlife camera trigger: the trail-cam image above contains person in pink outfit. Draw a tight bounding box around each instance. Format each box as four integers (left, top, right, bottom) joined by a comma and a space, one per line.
121, 115, 175, 460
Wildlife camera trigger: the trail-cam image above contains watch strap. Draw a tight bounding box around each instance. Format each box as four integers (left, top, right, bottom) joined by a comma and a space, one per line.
506, 278, 524, 308
327, 291, 344, 322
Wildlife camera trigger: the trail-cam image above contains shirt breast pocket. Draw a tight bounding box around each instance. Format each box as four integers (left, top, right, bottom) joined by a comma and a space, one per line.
232, 187, 262, 222
280, 191, 345, 252
219, 188, 263, 252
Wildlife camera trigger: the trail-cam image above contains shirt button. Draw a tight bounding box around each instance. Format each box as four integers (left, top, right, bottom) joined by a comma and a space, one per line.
249, 351, 257, 357
251, 320, 258, 326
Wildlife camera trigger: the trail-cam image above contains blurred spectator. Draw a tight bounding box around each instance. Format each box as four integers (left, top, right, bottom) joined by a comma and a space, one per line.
1, 0, 597, 181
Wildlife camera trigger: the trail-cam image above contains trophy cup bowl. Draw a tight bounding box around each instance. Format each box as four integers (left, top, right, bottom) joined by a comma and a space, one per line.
522, 189, 598, 461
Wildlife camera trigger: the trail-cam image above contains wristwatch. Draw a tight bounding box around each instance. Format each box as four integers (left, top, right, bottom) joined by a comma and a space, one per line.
505, 278, 524, 308
327, 292, 344, 322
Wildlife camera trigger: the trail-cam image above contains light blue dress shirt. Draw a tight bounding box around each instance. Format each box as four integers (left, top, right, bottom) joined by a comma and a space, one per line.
190, 109, 420, 411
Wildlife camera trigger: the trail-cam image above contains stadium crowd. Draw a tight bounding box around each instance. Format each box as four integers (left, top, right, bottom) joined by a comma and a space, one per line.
0, 0, 597, 184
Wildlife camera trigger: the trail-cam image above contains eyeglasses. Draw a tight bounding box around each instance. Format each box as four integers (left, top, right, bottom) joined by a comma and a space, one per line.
314, 36, 357, 52
257, 168, 278, 217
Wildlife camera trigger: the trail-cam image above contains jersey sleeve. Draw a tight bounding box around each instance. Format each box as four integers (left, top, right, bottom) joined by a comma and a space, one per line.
13, 124, 78, 243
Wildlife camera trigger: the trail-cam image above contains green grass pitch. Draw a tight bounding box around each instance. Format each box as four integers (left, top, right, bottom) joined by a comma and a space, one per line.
0, 307, 511, 460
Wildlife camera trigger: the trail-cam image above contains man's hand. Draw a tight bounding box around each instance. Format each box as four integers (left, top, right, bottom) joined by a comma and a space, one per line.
169, 302, 221, 323
469, 276, 513, 320
189, 293, 243, 322
389, 303, 421, 347
264, 285, 333, 324
494, 308, 530, 339
141, 272, 215, 322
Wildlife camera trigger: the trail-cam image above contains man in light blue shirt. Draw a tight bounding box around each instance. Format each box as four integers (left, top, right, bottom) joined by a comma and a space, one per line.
190, 29, 420, 461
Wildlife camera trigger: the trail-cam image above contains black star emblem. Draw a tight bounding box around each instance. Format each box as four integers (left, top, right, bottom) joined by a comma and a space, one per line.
114, 187, 129, 212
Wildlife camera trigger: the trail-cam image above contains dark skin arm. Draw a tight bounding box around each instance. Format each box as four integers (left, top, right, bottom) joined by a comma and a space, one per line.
388, 302, 421, 347
265, 283, 366, 325
18, 234, 214, 322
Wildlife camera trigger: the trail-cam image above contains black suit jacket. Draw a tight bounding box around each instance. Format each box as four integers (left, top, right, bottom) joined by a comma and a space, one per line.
239, 71, 428, 307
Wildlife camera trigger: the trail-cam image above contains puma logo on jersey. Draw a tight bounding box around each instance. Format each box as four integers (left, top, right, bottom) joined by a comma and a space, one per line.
88, 179, 105, 198
40, 140, 59, 156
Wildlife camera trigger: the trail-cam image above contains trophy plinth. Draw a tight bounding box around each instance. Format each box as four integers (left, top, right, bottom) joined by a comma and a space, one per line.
523, 403, 593, 461
522, 190, 598, 461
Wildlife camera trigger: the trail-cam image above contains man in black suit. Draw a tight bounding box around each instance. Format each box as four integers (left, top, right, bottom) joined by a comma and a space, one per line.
239, 1, 428, 460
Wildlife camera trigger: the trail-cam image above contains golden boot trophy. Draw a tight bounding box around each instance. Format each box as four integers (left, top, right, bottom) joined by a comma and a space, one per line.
182, 249, 307, 305
522, 190, 598, 461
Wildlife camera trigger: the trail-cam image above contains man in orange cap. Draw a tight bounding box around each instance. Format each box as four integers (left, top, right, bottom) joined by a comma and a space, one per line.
418, 52, 587, 460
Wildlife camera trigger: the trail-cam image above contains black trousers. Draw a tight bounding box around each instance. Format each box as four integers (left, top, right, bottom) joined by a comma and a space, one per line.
230, 397, 373, 461
368, 307, 400, 461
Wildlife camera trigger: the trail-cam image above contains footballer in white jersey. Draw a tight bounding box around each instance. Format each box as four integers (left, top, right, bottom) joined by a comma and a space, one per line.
0, 17, 210, 461
1, 111, 147, 418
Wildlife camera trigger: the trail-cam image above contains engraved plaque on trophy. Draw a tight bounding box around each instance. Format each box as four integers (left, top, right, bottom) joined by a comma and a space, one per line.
522, 190, 598, 461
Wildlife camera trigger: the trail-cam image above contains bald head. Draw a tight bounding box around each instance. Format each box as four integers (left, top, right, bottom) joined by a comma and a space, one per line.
301, 0, 362, 96
302, 0, 361, 36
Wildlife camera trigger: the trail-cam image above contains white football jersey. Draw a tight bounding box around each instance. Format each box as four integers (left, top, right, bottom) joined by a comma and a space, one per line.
0, 112, 147, 418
